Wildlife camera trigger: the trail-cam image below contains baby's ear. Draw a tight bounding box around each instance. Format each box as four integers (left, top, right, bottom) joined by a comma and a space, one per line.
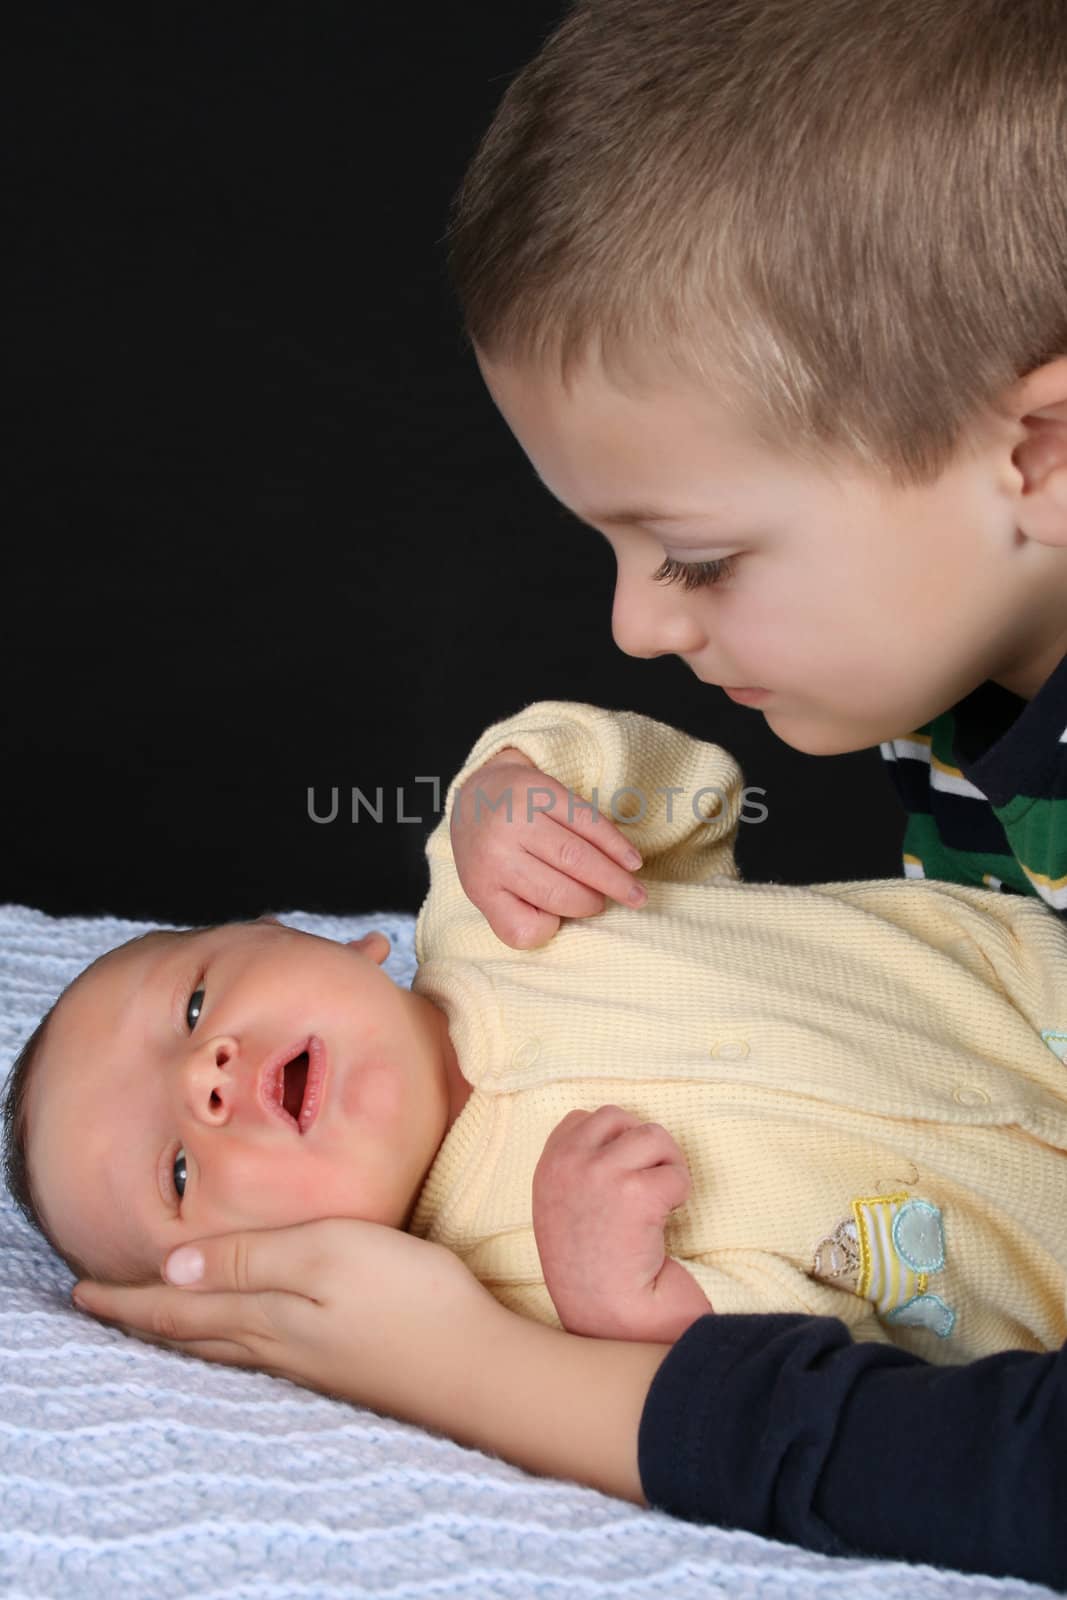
345, 932, 391, 965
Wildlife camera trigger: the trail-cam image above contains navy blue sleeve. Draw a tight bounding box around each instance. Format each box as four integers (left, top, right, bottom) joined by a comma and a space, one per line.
637, 1313, 1067, 1590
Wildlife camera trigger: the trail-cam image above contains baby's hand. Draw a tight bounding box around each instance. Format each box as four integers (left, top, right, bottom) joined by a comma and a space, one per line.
450, 748, 646, 949
532, 1105, 697, 1342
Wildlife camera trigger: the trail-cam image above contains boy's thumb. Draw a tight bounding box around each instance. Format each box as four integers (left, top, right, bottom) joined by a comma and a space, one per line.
164, 1246, 205, 1285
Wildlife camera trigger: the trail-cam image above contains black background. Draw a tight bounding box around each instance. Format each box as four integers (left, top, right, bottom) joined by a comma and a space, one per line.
6, 5, 903, 923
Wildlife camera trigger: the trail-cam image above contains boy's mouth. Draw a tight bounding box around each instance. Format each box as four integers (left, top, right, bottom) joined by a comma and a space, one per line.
259, 1038, 327, 1135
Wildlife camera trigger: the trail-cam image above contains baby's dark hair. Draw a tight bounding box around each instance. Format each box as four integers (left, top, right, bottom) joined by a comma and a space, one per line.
2, 995, 97, 1281
448, 0, 1067, 490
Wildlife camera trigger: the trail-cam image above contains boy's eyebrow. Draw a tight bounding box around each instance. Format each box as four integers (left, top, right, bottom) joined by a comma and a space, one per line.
573, 505, 720, 527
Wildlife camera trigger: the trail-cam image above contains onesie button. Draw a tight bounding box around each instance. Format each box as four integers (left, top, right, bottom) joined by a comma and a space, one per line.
511, 1037, 542, 1069
952, 1084, 990, 1107
709, 1037, 750, 1060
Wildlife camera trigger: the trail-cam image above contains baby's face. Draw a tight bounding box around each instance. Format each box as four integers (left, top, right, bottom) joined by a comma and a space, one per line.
26, 920, 466, 1285
478, 347, 1067, 754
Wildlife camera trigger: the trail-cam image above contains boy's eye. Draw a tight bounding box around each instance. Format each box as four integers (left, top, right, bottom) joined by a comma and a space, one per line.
185, 985, 205, 1030
172, 1146, 188, 1201
652, 554, 737, 591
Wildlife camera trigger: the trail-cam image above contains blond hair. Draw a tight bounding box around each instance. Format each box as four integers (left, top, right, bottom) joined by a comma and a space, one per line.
448, 0, 1067, 488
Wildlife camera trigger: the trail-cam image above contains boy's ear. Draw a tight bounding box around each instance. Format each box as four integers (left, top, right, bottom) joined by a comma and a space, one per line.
1003, 357, 1067, 547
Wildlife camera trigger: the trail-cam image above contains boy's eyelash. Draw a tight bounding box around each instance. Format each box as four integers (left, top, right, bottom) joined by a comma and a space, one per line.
652, 555, 737, 591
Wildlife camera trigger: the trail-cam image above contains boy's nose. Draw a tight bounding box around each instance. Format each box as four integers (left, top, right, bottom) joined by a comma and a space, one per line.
611, 570, 707, 660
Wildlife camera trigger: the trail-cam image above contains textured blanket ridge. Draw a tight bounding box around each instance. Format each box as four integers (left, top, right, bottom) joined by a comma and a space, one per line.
0, 902, 1054, 1599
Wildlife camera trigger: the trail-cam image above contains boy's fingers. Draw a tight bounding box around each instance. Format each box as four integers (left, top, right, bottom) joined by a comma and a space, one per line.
110, 1319, 260, 1370
508, 854, 609, 920
71, 1220, 339, 1335
150, 1234, 286, 1297
489, 888, 563, 949
551, 792, 643, 873
157, 1219, 347, 1297
524, 820, 646, 909
72, 1277, 269, 1351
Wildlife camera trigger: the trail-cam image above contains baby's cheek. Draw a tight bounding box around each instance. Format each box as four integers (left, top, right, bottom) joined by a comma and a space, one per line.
212, 1146, 327, 1226
339, 1049, 406, 1126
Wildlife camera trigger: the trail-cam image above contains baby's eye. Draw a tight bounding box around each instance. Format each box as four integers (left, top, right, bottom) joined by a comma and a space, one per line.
172, 1147, 188, 1201
185, 986, 205, 1030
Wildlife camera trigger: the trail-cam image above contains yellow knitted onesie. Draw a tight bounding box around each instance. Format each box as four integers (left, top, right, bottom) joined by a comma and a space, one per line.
408, 701, 1067, 1363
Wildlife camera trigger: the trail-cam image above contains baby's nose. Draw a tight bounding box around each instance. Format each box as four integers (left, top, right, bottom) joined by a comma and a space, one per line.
183, 1035, 243, 1118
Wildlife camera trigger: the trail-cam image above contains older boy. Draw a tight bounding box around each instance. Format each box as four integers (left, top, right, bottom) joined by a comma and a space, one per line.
449, 0, 1067, 925
432, 0, 1067, 1573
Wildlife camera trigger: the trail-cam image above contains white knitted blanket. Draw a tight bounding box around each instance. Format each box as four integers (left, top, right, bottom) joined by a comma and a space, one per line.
0, 903, 1054, 1600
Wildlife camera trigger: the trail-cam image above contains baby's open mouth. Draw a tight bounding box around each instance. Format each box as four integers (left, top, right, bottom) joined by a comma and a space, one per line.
282, 1050, 309, 1122
260, 1037, 327, 1135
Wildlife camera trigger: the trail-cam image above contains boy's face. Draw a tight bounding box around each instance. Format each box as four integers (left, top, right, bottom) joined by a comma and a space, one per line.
478, 349, 1065, 754
26, 921, 466, 1285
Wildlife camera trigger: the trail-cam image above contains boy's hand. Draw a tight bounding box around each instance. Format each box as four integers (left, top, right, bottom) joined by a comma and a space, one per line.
68, 1196, 696, 1501
532, 1106, 709, 1343
69, 1218, 508, 1436
450, 748, 646, 949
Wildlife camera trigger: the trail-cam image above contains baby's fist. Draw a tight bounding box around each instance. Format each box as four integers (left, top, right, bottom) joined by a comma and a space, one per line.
531, 1105, 692, 1339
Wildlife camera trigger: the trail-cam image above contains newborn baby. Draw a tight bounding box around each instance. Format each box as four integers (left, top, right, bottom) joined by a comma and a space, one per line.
9, 700, 1067, 1369
11, 915, 471, 1282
